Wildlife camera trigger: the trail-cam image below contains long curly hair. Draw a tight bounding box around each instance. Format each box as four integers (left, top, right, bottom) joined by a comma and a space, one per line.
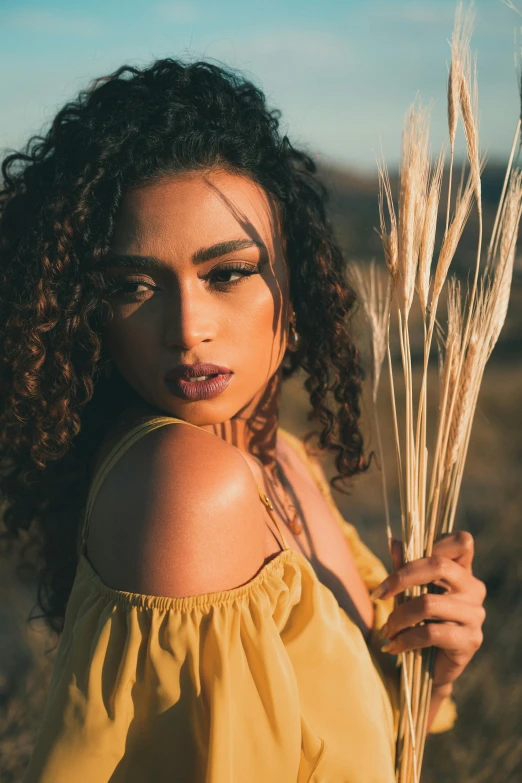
0, 57, 370, 634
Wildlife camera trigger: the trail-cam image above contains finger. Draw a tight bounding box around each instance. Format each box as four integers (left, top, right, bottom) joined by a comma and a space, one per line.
381, 593, 486, 641
431, 531, 475, 571
371, 555, 476, 600
381, 622, 484, 658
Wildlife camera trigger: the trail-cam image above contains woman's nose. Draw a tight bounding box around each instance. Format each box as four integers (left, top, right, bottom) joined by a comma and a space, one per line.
163, 285, 216, 350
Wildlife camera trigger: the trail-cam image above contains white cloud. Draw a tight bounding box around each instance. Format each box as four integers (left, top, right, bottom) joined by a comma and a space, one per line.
156, 2, 204, 24
7, 9, 102, 38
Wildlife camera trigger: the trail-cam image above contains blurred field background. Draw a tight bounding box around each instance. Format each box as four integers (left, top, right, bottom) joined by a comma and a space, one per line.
1, 1, 521, 781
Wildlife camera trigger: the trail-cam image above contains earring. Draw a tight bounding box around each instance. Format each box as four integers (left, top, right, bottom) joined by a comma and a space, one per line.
287, 309, 300, 352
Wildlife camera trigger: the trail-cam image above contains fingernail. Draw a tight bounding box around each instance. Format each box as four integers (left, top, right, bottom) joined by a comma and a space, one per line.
370, 581, 389, 600
381, 642, 396, 653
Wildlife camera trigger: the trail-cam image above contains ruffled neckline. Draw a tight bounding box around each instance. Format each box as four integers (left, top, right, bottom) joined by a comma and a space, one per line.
77, 546, 312, 612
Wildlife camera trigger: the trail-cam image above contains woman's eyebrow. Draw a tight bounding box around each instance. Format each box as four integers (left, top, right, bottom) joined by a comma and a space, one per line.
100, 238, 265, 269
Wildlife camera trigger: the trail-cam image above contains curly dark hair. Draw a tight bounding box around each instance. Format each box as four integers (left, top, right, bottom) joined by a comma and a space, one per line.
0, 57, 370, 635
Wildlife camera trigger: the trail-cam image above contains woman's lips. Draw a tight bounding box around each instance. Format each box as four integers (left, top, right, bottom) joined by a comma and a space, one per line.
165, 372, 233, 401
164, 363, 232, 381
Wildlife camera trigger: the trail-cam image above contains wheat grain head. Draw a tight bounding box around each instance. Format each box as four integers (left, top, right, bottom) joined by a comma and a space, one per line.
438, 278, 462, 427
397, 102, 431, 316
431, 171, 475, 307
485, 168, 522, 355
418, 148, 446, 314
376, 156, 398, 282
351, 261, 391, 395
460, 50, 482, 207
445, 278, 492, 473
446, 336, 478, 467
448, 1, 476, 150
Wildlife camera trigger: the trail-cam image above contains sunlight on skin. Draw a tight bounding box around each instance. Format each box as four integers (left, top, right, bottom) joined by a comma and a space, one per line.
102, 168, 293, 469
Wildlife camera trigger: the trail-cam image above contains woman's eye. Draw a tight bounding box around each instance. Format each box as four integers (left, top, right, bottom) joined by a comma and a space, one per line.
106, 279, 154, 299
210, 264, 260, 286
105, 263, 261, 300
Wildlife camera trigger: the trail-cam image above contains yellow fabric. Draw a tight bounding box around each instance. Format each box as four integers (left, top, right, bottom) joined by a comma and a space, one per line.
277, 429, 458, 738
23, 417, 456, 783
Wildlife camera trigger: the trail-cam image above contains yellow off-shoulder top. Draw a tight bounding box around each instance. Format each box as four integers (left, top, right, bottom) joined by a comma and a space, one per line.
23, 416, 456, 782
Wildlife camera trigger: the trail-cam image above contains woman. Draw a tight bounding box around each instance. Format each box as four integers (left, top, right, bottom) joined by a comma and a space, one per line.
0, 58, 485, 782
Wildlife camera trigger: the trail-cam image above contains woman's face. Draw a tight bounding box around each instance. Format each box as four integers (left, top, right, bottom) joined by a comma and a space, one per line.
102, 168, 291, 425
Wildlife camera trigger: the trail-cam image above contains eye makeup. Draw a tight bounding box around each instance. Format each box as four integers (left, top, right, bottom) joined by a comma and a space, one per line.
104, 259, 266, 300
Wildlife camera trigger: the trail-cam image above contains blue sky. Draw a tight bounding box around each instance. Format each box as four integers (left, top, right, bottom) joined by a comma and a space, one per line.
0, 0, 520, 173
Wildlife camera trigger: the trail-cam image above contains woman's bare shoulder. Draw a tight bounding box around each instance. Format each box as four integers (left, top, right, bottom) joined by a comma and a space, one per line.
86, 415, 268, 599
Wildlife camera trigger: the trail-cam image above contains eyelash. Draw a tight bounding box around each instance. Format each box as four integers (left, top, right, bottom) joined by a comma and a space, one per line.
105, 262, 262, 299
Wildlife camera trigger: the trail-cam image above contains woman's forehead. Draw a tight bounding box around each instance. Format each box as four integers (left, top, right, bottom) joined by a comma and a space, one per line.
112, 169, 284, 259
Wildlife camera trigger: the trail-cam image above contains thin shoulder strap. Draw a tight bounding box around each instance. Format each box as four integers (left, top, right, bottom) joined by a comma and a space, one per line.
78, 416, 289, 557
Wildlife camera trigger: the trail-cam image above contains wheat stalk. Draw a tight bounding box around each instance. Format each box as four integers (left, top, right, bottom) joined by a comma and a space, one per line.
441, 169, 522, 536
418, 149, 446, 315
446, 1, 476, 236
486, 11, 522, 270
351, 261, 393, 546
501, 0, 522, 15
351, 261, 391, 394
484, 168, 522, 355
397, 103, 432, 317
355, 3, 522, 781
377, 153, 399, 284
486, 118, 521, 273
431, 172, 475, 308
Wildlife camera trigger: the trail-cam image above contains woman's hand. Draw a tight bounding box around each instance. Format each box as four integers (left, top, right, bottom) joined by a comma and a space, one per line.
371, 531, 487, 689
